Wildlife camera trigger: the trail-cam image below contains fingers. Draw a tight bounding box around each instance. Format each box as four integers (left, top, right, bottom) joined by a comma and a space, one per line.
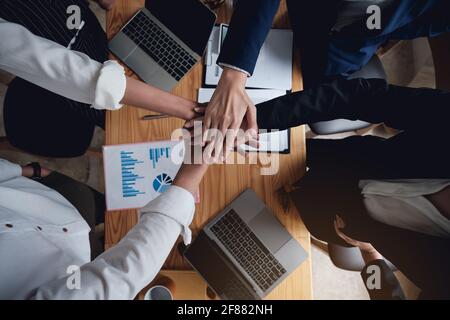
194, 103, 207, 115
244, 129, 260, 149
334, 216, 350, 241
245, 101, 258, 137
335, 215, 346, 229
223, 121, 240, 159
334, 215, 361, 247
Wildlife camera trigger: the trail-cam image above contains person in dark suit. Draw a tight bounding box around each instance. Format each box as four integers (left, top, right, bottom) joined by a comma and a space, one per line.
254, 77, 450, 299
202, 0, 450, 157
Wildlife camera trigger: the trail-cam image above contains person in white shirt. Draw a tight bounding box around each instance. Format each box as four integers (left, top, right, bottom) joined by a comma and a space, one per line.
0, 0, 203, 157
0, 155, 209, 299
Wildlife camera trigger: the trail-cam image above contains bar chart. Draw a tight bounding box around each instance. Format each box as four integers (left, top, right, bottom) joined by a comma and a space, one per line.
104, 141, 184, 210
120, 151, 145, 198
149, 147, 171, 169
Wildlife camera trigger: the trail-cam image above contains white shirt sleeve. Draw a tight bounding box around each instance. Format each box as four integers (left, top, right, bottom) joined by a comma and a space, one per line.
0, 159, 22, 182
0, 18, 126, 110
32, 186, 195, 300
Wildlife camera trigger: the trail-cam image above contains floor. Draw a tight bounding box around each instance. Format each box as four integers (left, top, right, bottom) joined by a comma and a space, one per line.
0, 2, 434, 300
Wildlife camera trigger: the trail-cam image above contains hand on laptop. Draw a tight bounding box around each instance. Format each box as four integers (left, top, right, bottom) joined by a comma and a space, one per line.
202, 68, 258, 162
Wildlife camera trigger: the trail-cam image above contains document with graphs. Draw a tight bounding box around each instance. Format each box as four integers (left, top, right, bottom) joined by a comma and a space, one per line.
103, 140, 185, 211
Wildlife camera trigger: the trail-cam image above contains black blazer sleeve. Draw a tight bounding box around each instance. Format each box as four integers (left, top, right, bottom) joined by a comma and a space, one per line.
361, 259, 405, 300
256, 78, 450, 133
217, 0, 280, 75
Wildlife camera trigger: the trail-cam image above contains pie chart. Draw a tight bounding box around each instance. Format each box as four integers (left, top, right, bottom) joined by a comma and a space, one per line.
152, 173, 173, 193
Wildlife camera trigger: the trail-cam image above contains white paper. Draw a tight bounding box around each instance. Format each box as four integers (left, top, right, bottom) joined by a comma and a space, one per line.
103, 140, 185, 210
205, 26, 293, 90
198, 88, 290, 153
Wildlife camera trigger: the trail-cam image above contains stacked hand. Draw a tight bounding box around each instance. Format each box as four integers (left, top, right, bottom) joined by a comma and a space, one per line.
185, 68, 259, 162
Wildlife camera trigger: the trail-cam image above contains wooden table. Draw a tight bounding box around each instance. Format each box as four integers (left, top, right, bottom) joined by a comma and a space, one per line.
105, 0, 312, 300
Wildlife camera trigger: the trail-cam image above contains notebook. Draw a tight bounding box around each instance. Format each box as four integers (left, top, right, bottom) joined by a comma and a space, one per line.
103, 140, 185, 211
198, 88, 290, 153
205, 24, 293, 90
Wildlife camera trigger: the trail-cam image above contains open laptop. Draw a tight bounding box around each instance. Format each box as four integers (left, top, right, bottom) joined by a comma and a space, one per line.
109, 0, 216, 91
184, 189, 308, 300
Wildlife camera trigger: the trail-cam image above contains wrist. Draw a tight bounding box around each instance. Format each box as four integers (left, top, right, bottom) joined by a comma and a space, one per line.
221, 67, 247, 87
21, 166, 34, 178
181, 99, 198, 120
361, 248, 383, 264
173, 163, 209, 195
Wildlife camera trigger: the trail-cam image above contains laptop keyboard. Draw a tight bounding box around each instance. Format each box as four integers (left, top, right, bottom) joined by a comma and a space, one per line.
221, 275, 257, 300
123, 11, 198, 81
211, 210, 287, 292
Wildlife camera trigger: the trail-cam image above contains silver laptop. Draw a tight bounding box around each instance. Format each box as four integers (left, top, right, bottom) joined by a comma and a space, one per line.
109, 0, 216, 91
184, 189, 308, 300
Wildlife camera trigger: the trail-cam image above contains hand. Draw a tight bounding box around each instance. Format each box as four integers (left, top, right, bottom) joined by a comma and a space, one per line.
184, 106, 259, 159
203, 68, 258, 161
21, 164, 52, 178
334, 215, 383, 264
188, 103, 207, 121
96, 0, 117, 10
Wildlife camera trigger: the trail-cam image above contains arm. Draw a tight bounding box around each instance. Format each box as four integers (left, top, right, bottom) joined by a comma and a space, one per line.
0, 159, 22, 182
203, 0, 280, 160
0, 19, 198, 120
217, 0, 280, 75
32, 163, 208, 300
0, 159, 52, 182
256, 78, 450, 131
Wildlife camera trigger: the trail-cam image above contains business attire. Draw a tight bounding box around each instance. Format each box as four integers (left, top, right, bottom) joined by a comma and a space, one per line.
218, 0, 450, 87
0, 158, 195, 299
0, 0, 126, 157
256, 78, 450, 298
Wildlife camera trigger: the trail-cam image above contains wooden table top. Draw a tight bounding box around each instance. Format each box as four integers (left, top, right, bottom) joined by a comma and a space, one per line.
105, 0, 312, 300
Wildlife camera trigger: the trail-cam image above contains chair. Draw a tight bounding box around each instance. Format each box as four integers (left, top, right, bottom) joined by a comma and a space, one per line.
308, 55, 387, 135
311, 236, 397, 273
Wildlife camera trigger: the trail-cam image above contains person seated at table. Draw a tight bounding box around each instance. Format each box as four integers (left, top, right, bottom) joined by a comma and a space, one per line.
0, 0, 202, 157
187, 77, 450, 298
256, 78, 450, 299
202, 0, 450, 158
0, 152, 209, 299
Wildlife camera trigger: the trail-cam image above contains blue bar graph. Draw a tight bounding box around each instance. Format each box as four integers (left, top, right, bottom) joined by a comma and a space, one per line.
149, 147, 171, 169
120, 151, 145, 198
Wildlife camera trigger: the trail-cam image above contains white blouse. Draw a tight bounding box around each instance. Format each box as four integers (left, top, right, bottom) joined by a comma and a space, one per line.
0, 18, 126, 110
0, 159, 195, 299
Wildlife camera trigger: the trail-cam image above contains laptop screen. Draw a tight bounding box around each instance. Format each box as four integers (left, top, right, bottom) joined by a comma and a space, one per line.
147, 0, 216, 56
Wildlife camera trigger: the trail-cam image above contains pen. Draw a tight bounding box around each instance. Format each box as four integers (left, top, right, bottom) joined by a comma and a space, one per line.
141, 114, 171, 121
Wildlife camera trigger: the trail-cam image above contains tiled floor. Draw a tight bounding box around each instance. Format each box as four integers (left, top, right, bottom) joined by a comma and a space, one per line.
0, 2, 434, 300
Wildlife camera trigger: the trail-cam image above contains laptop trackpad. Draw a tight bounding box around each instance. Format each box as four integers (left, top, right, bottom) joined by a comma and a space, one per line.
248, 209, 291, 253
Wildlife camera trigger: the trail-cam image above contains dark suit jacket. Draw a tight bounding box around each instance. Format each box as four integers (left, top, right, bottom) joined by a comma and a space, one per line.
218, 0, 450, 85
256, 78, 450, 298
